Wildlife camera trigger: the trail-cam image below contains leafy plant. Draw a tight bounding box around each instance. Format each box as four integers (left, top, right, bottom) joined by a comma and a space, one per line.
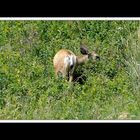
0, 20, 139, 119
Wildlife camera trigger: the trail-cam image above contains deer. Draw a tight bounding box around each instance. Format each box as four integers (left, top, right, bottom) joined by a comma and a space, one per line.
53, 45, 100, 82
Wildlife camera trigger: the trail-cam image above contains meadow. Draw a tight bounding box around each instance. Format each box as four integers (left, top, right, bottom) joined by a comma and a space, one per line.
0, 20, 140, 119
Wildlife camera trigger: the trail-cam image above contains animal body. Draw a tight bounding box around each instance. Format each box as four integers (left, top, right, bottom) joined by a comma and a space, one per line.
53, 45, 100, 82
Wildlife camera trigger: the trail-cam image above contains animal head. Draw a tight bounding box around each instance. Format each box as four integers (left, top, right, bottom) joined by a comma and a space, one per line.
80, 44, 100, 61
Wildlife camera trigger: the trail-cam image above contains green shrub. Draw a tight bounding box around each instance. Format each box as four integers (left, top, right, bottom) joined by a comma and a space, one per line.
0, 20, 140, 119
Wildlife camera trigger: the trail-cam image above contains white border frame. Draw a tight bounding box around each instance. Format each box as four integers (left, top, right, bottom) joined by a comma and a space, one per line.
0, 120, 139, 123
0, 17, 140, 20
0, 17, 140, 122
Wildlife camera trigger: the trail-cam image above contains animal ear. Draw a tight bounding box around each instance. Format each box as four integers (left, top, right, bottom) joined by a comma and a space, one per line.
80, 44, 89, 55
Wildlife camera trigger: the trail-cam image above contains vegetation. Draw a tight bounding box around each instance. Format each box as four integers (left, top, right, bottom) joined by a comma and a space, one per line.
0, 20, 140, 119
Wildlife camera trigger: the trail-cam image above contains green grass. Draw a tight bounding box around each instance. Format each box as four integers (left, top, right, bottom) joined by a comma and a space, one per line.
0, 20, 140, 119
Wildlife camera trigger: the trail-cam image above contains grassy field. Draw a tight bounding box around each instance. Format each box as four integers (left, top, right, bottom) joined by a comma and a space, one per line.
0, 20, 140, 120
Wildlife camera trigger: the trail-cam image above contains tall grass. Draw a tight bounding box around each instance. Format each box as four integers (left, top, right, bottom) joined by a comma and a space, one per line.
0, 20, 140, 119
126, 27, 140, 94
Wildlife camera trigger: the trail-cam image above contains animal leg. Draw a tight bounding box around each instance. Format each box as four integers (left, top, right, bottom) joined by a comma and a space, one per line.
69, 75, 73, 82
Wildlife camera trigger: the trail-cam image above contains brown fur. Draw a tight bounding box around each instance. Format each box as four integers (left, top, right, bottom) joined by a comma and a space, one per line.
53, 49, 76, 79
53, 48, 99, 82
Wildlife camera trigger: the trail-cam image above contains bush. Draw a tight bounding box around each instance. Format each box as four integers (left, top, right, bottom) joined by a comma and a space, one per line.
0, 20, 139, 119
